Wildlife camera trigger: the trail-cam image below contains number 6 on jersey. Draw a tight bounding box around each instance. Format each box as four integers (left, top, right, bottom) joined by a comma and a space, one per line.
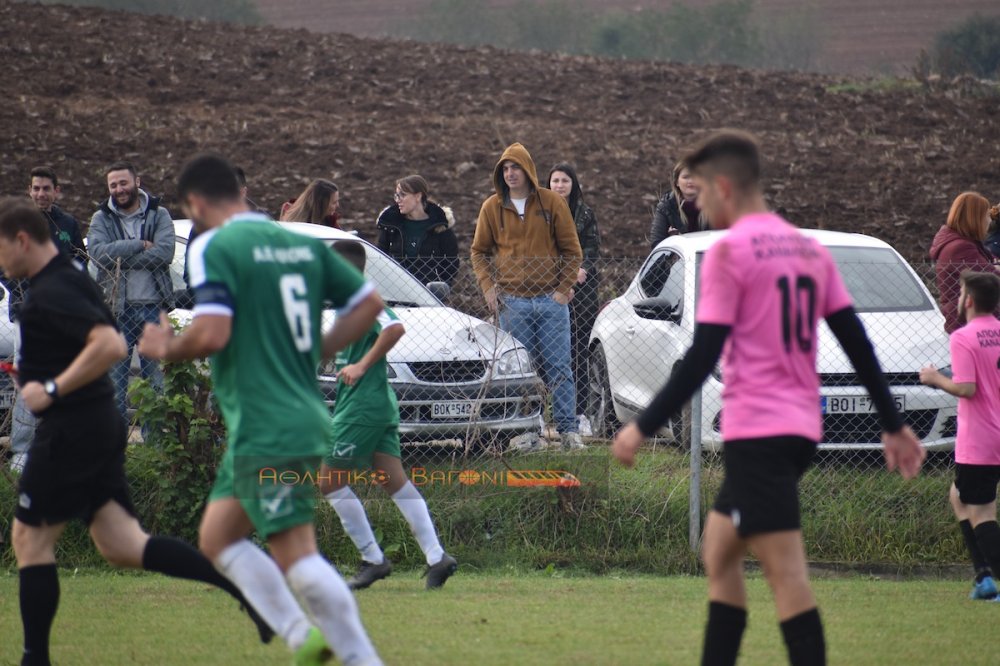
279, 273, 313, 352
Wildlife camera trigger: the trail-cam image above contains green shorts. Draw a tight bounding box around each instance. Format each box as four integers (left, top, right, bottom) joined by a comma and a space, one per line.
209, 446, 321, 538
323, 422, 401, 470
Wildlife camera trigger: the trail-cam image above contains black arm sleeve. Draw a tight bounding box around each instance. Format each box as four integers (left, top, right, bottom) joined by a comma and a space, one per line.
649, 198, 669, 250
826, 306, 905, 433
635, 323, 730, 437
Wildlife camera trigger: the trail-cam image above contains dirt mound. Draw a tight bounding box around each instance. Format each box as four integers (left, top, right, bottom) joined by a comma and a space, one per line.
0, 1, 997, 261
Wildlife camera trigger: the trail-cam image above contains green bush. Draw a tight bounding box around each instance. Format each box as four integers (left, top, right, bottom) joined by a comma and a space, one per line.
30, 0, 260, 24
930, 14, 1000, 80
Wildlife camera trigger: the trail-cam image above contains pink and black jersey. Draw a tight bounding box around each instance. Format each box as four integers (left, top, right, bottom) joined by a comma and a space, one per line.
950, 315, 1000, 465
697, 213, 854, 442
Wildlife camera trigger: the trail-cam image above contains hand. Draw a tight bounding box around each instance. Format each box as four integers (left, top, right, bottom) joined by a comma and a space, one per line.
142, 240, 154, 250
484, 286, 499, 313
612, 422, 645, 468
919, 364, 942, 388
552, 290, 573, 305
881, 425, 925, 480
138, 312, 174, 360
577, 268, 587, 285
336, 363, 366, 386
21, 381, 53, 414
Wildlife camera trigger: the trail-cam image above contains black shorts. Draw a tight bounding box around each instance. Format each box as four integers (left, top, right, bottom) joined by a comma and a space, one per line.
15, 400, 136, 527
954, 464, 1000, 506
713, 436, 817, 538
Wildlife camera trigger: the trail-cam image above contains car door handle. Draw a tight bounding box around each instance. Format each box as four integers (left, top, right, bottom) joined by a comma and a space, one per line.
625, 326, 636, 339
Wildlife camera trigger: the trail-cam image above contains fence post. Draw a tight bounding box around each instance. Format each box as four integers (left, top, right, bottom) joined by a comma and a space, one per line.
689, 388, 703, 553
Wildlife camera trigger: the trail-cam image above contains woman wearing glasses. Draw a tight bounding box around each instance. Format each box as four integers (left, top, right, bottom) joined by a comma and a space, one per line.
376, 175, 460, 286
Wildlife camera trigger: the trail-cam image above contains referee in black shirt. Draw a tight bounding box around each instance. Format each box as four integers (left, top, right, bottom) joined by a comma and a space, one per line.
0, 198, 271, 666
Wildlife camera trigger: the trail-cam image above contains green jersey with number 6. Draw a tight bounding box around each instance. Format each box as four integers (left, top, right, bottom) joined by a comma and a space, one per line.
332, 308, 402, 427
187, 214, 371, 455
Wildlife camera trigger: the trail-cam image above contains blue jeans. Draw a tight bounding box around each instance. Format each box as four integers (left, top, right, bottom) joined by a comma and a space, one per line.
111, 303, 163, 422
499, 294, 577, 434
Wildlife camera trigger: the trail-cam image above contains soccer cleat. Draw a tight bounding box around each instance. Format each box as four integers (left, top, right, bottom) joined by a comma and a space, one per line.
561, 432, 586, 451
293, 627, 333, 665
241, 601, 276, 644
347, 559, 393, 591
423, 553, 458, 590
971, 576, 998, 600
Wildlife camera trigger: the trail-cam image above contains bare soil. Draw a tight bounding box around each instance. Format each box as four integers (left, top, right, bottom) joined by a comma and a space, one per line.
1, 0, 998, 263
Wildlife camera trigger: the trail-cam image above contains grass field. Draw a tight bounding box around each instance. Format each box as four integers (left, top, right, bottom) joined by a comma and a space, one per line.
0, 569, 994, 665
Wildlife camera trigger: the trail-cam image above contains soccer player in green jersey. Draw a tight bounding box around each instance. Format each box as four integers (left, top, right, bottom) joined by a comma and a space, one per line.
138, 155, 383, 666
319, 240, 457, 590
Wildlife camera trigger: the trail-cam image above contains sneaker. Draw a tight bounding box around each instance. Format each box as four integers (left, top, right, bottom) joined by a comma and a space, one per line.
971, 575, 998, 600
424, 553, 458, 590
293, 627, 333, 665
577, 414, 593, 437
347, 559, 392, 591
561, 432, 586, 451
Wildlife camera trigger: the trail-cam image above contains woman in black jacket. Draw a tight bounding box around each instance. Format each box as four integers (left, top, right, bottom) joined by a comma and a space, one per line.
648, 160, 707, 249
376, 175, 459, 286
548, 163, 601, 434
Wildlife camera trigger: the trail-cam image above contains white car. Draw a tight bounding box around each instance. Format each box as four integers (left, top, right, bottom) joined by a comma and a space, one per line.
170, 220, 543, 446
587, 230, 957, 451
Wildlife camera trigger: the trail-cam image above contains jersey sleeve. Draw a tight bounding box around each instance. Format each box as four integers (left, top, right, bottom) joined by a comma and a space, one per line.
696, 239, 742, 326
821, 246, 854, 317
188, 229, 236, 317
950, 332, 976, 385
321, 241, 375, 313
377, 307, 403, 331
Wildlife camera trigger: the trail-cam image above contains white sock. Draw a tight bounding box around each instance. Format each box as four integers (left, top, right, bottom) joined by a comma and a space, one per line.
326, 486, 384, 564
391, 481, 445, 565
214, 540, 311, 651
286, 554, 381, 666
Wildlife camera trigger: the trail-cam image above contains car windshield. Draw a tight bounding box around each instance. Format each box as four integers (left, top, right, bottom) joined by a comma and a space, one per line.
326, 241, 440, 308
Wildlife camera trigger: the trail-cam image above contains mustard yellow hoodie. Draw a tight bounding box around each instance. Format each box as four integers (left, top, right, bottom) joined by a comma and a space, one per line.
470, 143, 583, 298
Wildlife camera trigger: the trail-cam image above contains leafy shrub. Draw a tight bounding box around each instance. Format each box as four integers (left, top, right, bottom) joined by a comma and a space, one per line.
930, 14, 1000, 80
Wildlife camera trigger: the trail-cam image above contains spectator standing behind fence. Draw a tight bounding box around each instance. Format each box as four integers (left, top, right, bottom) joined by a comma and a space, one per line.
280, 179, 341, 229
376, 175, 459, 286
649, 160, 707, 249
471, 142, 584, 451
987, 204, 1000, 259
3, 166, 88, 471
920, 272, 1000, 602
88, 161, 175, 421
929, 192, 999, 333
547, 163, 601, 436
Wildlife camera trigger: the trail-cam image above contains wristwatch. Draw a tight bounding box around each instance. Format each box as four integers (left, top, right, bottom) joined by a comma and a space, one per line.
43, 379, 59, 400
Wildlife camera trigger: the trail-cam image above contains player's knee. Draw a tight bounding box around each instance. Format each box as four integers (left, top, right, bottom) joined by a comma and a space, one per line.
198, 532, 224, 562
12, 521, 41, 562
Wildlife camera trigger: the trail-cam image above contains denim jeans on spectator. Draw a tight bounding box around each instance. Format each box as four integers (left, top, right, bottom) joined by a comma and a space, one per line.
111, 303, 163, 422
499, 293, 577, 434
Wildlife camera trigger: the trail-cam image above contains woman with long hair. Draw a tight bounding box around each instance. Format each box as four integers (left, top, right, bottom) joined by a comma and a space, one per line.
930, 191, 999, 332
649, 160, 707, 249
376, 175, 459, 286
547, 162, 601, 435
280, 178, 341, 228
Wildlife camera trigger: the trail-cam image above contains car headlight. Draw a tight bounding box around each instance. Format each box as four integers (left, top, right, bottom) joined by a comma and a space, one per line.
495, 348, 533, 376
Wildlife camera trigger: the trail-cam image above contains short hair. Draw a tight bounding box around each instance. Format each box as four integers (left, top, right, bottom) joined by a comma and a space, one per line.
396, 175, 430, 205
333, 240, 366, 272
0, 197, 52, 244
946, 192, 990, 242
234, 166, 247, 188
105, 161, 137, 179
29, 166, 59, 188
177, 154, 242, 202
682, 130, 761, 191
961, 271, 1000, 313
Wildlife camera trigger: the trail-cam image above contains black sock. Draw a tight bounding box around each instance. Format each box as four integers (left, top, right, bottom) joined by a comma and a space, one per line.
780, 608, 826, 666
20, 564, 59, 666
960, 519, 992, 581
701, 601, 747, 666
974, 521, 1000, 579
142, 535, 242, 599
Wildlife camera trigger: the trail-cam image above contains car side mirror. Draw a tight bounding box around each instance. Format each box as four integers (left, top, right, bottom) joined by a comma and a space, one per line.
427, 281, 451, 301
633, 297, 681, 323
173, 288, 195, 310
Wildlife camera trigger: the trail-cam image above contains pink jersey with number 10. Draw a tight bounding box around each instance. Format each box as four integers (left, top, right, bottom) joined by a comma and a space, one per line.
697, 213, 855, 442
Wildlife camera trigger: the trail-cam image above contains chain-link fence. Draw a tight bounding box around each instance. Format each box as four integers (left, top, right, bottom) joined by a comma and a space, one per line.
0, 227, 981, 569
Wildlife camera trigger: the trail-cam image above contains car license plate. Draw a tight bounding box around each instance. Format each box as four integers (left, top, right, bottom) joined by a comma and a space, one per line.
431, 402, 477, 419
821, 395, 905, 414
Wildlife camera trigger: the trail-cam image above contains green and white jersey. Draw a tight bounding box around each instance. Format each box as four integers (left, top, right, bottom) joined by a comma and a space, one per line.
331, 307, 401, 427
187, 213, 371, 455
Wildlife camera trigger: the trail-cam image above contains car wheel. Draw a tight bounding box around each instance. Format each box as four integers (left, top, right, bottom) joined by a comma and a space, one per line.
668, 365, 692, 448
586, 343, 620, 439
